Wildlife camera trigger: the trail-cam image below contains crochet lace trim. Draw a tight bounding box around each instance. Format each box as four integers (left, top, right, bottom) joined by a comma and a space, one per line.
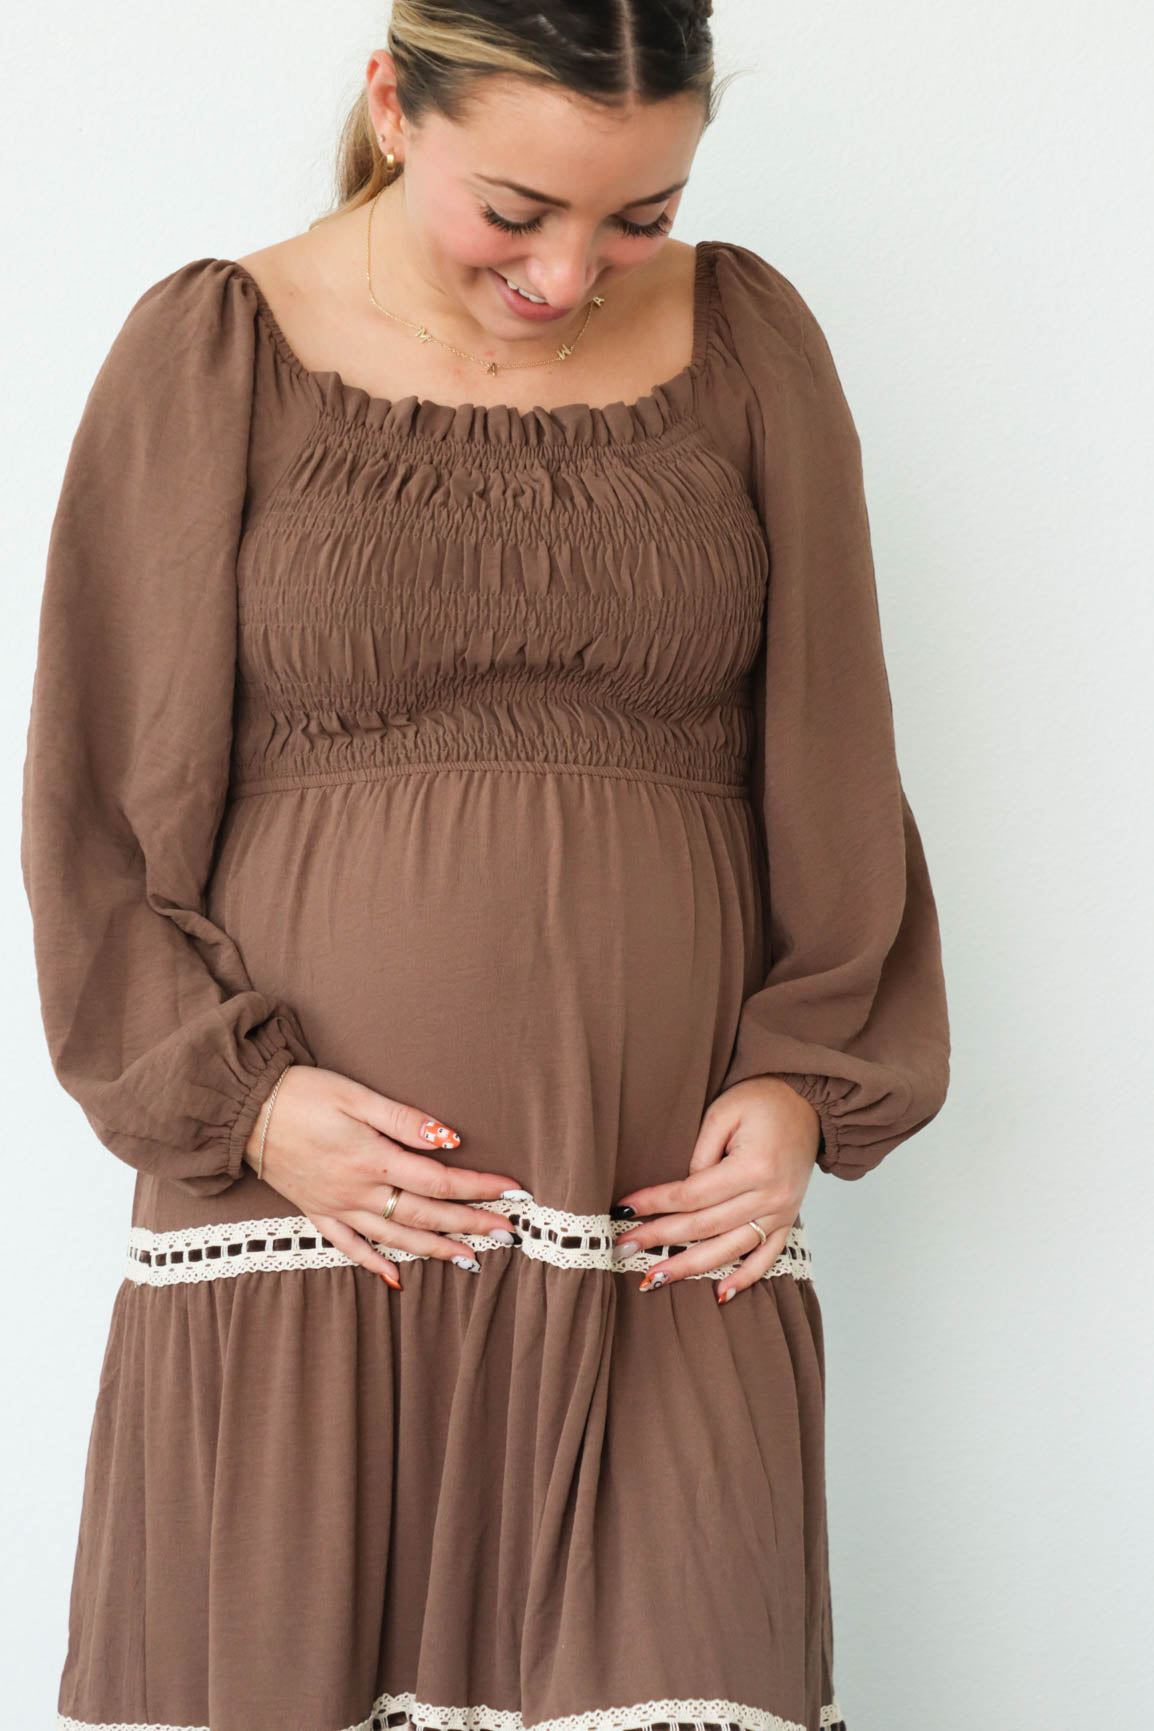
123, 1199, 813, 1288
58, 1690, 846, 1731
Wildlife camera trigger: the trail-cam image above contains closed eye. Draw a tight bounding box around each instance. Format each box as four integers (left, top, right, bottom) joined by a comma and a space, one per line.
481, 205, 672, 240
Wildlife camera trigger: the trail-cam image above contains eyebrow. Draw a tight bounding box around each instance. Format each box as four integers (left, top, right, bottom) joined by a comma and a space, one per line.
474, 174, 687, 210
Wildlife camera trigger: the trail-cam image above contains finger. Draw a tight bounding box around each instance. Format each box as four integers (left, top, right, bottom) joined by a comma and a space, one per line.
637, 1218, 791, 1291
358, 1131, 532, 1208
345, 1209, 487, 1272
367, 1184, 522, 1243
716, 1223, 794, 1305
310, 1214, 403, 1289
342, 1084, 529, 1196
613, 1157, 772, 1229
685, 1094, 737, 1175
611, 1189, 779, 1256
340, 1078, 464, 1152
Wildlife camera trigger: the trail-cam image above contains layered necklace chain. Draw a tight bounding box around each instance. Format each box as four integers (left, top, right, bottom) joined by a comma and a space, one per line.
364, 184, 606, 377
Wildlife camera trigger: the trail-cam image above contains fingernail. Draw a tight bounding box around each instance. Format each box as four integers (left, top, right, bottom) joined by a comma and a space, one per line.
451, 1254, 481, 1272
638, 1268, 667, 1292
487, 1228, 515, 1245
501, 1188, 533, 1200
420, 1119, 461, 1148
611, 1239, 640, 1260
380, 1271, 402, 1291
717, 1285, 736, 1303
609, 1203, 636, 1219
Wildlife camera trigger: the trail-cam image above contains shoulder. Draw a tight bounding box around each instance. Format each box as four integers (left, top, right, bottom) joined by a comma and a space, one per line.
85, 257, 263, 416
105, 257, 261, 370
708, 238, 841, 381
234, 233, 315, 302
707, 240, 858, 450
123, 254, 255, 325
64, 259, 268, 457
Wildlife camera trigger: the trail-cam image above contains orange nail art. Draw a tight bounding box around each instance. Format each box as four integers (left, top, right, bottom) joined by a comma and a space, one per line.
380, 1271, 403, 1292
419, 1119, 461, 1148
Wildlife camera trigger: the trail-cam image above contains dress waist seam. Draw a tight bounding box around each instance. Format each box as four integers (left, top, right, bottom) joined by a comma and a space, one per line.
229, 759, 752, 801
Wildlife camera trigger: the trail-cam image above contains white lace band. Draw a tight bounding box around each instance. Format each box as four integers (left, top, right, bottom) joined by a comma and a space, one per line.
123, 1199, 813, 1288
58, 1690, 846, 1731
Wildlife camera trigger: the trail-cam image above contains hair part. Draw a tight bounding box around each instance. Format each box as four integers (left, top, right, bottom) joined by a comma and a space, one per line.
314, 0, 731, 225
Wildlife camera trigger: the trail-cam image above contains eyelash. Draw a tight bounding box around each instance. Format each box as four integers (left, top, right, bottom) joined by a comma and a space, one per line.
480, 204, 672, 241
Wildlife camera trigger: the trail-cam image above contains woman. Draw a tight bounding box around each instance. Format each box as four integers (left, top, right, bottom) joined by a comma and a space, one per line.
22, 3, 950, 1729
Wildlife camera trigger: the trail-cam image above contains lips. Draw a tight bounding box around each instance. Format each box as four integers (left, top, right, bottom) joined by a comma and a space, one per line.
501, 274, 549, 304
489, 268, 575, 322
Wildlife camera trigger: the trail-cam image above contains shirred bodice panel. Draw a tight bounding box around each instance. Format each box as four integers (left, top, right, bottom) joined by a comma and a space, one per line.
231, 385, 770, 797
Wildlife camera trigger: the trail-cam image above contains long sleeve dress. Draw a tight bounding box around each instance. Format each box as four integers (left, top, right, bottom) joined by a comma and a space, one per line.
21, 237, 950, 1731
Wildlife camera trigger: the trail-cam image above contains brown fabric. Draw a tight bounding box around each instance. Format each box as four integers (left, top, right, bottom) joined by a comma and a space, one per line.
22, 239, 949, 1731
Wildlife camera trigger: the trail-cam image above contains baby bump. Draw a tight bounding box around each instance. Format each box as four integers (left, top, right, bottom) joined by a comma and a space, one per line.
208, 769, 765, 1208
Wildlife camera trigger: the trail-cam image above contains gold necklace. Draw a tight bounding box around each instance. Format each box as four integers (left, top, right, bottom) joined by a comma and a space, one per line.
364, 185, 606, 377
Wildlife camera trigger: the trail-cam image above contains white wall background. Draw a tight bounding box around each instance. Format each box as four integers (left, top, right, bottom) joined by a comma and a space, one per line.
4, 2, 1151, 1725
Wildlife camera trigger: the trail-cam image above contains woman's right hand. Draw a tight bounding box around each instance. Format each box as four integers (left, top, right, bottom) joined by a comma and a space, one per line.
242, 1064, 529, 1289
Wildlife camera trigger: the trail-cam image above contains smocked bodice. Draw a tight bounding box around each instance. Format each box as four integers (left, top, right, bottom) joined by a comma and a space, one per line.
230, 264, 770, 799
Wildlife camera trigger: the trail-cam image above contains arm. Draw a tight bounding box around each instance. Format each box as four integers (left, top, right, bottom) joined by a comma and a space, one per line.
714, 243, 950, 1181
20, 259, 316, 1197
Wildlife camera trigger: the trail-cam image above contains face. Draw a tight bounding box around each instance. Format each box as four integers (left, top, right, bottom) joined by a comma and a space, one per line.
365, 57, 706, 347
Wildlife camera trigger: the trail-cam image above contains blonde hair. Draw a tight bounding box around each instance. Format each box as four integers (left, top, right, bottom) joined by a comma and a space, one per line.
312, 0, 724, 227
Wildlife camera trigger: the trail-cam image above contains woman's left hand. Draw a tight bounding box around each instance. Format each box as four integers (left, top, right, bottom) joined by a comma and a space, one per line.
610, 1077, 822, 1303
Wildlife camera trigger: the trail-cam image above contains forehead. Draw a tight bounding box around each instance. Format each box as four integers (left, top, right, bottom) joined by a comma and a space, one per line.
417, 80, 705, 199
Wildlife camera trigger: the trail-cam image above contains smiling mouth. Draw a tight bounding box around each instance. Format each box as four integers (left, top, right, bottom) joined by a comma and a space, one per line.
495, 270, 577, 313
499, 272, 551, 304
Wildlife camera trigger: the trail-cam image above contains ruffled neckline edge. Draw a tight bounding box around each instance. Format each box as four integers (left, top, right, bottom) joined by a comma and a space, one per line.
210, 241, 720, 448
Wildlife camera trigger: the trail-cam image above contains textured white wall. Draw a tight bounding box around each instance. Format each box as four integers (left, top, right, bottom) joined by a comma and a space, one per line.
3, 2, 1151, 1725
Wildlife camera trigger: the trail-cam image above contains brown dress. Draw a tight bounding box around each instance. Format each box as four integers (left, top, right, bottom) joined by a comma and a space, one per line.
21, 238, 950, 1731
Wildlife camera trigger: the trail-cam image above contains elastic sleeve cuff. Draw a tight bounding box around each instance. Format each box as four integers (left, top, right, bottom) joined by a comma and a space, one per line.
761, 1072, 844, 1174
223, 1008, 316, 1184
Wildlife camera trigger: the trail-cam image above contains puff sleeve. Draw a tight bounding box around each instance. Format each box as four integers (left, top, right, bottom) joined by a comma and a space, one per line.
20, 260, 316, 1197
714, 243, 950, 1181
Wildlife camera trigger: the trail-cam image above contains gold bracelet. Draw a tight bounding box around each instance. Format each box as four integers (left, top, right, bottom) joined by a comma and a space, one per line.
253, 1064, 290, 1182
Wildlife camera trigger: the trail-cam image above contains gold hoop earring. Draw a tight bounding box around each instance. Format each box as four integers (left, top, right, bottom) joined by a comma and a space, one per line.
377, 133, 397, 176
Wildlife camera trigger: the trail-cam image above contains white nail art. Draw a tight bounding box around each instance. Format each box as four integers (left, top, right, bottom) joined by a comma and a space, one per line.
487, 1228, 515, 1244
452, 1254, 481, 1271
500, 1188, 533, 1200
611, 1239, 640, 1259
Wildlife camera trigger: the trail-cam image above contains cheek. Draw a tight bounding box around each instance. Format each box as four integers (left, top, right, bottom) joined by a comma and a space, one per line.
423, 198, 503, 264
616, 197, 684, 266
442, 223, 519, 279
599, 232, 673, 280
411, 189, 502, 271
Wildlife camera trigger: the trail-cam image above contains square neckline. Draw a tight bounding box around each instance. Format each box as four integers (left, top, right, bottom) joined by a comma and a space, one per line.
219, 240, 718, 429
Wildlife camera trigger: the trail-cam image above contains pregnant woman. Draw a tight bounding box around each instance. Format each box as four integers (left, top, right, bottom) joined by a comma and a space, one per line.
21, 3, 950, 1729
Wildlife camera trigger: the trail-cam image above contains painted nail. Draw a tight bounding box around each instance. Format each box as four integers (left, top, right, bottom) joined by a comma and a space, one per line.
420, 1119, 461, 1148
501, 1188, 533, 1200
380, 1272, 402, 1291
487, 1228, 515, 1245
451, 1254, 481, 1272
611, 1239, 641, 1260
717, 1286, 737, 1303
609, 1203, 636, 1219
638, 1268, 667, 1292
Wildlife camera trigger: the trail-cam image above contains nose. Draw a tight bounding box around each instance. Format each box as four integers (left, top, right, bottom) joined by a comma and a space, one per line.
527, 250, 603, 309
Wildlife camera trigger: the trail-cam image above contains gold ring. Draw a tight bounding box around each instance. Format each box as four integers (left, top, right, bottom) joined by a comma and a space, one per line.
381, 1184, 401, 1222
747, 1219, 768, 1247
